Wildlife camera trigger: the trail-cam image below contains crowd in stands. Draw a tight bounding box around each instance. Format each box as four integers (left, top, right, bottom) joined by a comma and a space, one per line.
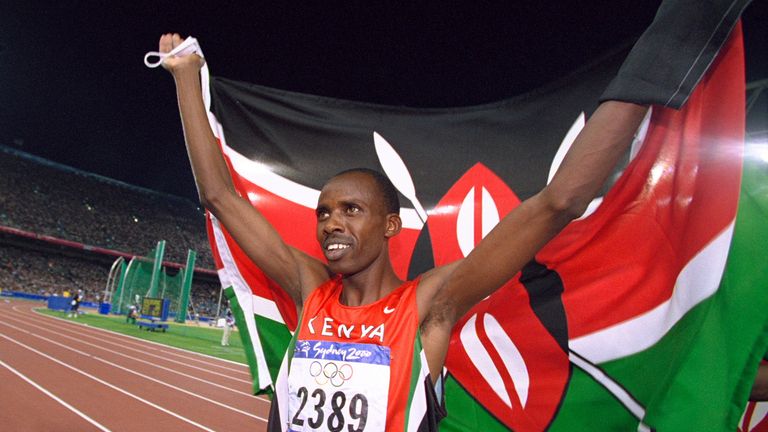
0, 244, 109, 300
0, 146, 224, 317
0, 241, 222, 317
190, 284, 222, 318
0, 146, 213, 268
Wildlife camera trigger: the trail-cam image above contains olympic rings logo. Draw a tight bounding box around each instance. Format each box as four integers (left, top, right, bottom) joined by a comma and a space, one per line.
309, 361, 354, 387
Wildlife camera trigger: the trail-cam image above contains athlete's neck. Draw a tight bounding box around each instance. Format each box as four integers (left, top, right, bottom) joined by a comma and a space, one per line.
339, 265, 403, 306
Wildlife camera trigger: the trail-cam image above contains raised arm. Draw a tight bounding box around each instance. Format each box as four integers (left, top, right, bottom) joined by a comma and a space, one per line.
425, 101, 648, 324
159, 33, 329, 303
752, 362, 768, 401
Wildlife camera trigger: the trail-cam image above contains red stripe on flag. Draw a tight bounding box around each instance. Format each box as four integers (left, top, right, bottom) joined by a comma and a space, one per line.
538, 24, 745, 338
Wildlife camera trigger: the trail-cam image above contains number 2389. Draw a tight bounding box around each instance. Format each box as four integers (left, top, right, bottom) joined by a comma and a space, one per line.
291, 387, 369, 431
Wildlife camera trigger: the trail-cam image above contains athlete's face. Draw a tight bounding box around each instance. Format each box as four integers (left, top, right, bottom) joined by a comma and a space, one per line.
316, 172, 400, 275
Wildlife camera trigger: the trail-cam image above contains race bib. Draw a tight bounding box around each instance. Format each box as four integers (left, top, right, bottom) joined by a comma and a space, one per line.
288, 340, 390, 432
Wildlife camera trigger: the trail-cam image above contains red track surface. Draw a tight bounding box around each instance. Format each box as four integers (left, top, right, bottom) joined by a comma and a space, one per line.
0, 298, 270, 431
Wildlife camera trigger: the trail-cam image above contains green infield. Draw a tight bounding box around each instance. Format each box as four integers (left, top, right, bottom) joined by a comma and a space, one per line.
37, 308, 248, 364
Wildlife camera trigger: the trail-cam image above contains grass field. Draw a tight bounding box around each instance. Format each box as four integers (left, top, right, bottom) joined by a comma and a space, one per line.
37, 308, 248, 364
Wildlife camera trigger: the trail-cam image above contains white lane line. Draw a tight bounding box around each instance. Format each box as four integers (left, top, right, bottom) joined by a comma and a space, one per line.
94, 332, 252, 375
28, 306, 250, 376
0, 319, 267, 422
8, 311, 253, 385
1, 315, 264, 402
0, 358, 112, 432
57, 318, 251, 374
93, 332, 252, 375
0, 333, 217, 432
23, 304, 250, 374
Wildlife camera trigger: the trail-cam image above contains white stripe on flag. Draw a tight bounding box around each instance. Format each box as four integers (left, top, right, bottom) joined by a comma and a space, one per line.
251, 293, 284, 324
484, 313, 530, 408
569, 351, 646, 420
220, 144, 425, 229
750, 403, 768, 431
211, 215, 273, 390
570, 222, 734, 363
406, 350, 429, 432
224, 146, 319, 209
460, 314, 513, 408
274, 350, 291, 432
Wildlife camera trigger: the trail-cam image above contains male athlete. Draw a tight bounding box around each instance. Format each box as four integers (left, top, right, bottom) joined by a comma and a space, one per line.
157, 2, 740, 429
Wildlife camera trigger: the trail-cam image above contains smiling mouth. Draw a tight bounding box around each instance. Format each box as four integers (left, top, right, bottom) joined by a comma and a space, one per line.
324, 241, 351, 260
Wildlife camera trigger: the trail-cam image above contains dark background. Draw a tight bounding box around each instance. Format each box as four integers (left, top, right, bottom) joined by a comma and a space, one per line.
1, 1, 765, 202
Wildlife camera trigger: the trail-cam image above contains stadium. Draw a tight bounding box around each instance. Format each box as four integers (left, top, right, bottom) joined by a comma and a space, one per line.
0, 144, 274, 430
0, 145, 223, 318
1, 2, 766, 431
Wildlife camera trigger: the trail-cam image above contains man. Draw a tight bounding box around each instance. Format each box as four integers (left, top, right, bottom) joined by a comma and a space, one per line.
157, 2, 740, 428
221, 307, 235, 346
126, 303, 138, 324
68, 289, 83, 318
159, 33, 644, 430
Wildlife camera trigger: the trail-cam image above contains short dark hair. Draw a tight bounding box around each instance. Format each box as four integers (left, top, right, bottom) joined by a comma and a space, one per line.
331, 168, 400, 215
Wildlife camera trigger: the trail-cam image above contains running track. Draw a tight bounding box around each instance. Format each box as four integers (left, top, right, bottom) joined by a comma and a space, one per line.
0, 298, 270, 431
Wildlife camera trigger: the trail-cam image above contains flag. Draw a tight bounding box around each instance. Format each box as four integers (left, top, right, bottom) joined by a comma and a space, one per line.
201, 23, 766, 431
739, 359, 768, 432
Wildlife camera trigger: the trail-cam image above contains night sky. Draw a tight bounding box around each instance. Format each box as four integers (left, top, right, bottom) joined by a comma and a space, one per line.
1, 1, 766, 202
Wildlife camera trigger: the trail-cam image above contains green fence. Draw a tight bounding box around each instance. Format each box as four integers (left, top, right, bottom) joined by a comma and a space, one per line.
112, 241, 195, 323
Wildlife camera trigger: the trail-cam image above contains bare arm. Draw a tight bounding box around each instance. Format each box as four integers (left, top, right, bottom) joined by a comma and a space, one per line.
425, 101, 648, 325
159, 34, 329, 303
752, 363, 768, 401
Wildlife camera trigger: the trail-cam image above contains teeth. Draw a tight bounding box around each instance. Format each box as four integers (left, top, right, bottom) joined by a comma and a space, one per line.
327, 243, 350, 251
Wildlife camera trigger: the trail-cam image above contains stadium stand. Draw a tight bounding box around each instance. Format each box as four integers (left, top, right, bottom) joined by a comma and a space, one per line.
0, 243, 107, 299
0, 145, 221, 318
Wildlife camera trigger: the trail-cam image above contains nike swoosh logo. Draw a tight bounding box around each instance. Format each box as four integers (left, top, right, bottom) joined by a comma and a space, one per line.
383, 306, 396, 314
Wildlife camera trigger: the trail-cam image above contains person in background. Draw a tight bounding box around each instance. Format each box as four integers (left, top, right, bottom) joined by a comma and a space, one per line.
221, 308, 235, 346
126, 304, 139, 324
67, 289, 82, 318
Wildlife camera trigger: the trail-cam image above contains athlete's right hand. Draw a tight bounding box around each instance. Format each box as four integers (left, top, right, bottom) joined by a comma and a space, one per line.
158, 33, 205, 76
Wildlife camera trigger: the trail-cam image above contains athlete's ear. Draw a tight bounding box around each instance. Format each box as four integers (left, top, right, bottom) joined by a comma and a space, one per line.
385, 213, 402, 238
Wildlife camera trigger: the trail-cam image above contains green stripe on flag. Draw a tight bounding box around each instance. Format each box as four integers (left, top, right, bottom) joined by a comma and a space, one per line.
441, 375, 508, 431
552, 294, 733, 430
629, 155, 767, 431
254, 313, 293, 386
548, 366, 637, 431
225, 287, 294, 396
551, 155, 768, 432
404, 335, 423, 430
224, 286, 262, 395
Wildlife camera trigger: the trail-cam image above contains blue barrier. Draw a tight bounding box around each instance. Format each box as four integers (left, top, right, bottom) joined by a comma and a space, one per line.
47, 296, 72, 311
0, 291, 101, 312
2, 291, 215, 321
137, 319, 169, 332
1, 291, 48, 301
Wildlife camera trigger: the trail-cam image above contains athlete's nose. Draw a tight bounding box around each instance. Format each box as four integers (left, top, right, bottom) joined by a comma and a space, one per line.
322, 210, 344, 234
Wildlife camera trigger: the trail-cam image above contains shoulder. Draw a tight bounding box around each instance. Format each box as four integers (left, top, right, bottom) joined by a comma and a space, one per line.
415, 259, 463, 324
417, 260, 462, 293
302, 275, 342, 306
291, 248, 335, 303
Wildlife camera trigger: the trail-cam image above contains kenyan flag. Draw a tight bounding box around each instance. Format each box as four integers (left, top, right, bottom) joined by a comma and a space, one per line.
194, 14, 765, 432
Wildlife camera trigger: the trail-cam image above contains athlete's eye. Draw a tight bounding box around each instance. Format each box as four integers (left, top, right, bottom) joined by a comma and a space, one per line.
316, 208, 330, 220
346, 205, 361, 215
